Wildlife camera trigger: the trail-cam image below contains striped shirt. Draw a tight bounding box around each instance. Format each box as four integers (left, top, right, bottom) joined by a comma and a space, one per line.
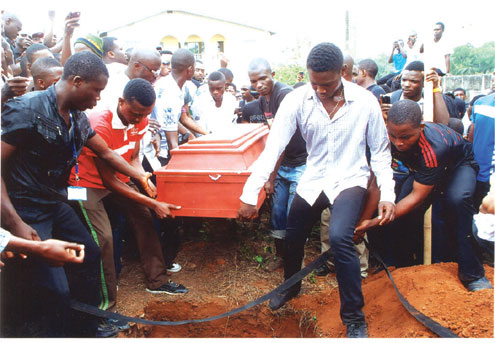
241, 80, 395, 206
69, 109, 149, 189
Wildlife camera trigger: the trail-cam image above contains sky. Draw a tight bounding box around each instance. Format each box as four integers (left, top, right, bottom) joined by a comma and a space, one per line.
4, 0, 493, 64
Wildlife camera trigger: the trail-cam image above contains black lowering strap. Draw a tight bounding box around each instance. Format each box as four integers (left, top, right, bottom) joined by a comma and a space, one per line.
72, 241, 460, 338
71, 250, 332, 326
362, 238, 459, 338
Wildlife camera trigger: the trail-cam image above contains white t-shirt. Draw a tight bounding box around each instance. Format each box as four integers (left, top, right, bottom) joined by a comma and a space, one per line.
92, 62, 129, 113
403, 40, 423, 68
191, 91, 238, 134
423, 37, 453, 73
154, 75, 185, 158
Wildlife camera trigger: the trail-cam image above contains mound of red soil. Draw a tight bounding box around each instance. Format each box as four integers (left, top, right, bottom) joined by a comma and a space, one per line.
293, 263, 494, 338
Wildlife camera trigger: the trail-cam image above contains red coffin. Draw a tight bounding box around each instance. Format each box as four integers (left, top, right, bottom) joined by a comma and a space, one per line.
155, 123, 268, 218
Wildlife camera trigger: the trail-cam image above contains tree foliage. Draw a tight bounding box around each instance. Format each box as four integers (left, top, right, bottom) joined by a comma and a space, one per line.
451, 42, 495, 75
274, 63, 307, 86
273, 41, 495, 85
374, 53, 396, 80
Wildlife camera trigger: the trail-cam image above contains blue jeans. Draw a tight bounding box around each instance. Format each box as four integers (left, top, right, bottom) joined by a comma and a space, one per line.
269, 164, 306, 239
285, 188, 367, 325
1, 201, 101, 337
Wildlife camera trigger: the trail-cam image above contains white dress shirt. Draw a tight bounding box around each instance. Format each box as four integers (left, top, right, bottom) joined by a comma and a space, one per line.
240, 80, 395, 206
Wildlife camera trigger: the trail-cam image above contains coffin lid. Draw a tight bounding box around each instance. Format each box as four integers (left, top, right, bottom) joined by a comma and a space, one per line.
178, 123, 267, 150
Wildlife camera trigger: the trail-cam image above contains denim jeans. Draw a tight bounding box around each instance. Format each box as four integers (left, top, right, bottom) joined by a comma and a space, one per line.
269, 164, 306, 239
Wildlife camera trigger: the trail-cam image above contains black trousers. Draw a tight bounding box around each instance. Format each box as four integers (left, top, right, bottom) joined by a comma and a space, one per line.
284, 187, 367, 325
384, 164, 485, 283
1, 201, 101, 337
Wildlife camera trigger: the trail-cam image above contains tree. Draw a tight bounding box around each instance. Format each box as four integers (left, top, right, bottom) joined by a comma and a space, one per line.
374, 53, 395, 80
274, 63, 307, 86
451, 42, 495, 75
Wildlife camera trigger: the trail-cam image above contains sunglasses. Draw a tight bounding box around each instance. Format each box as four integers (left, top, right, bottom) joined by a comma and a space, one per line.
137, 61, 161, 77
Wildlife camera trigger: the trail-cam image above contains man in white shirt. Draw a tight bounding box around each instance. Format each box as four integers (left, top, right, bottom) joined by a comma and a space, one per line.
403, 31, 423, 69
237, 43, 396, 338
191, 71, 237, 134
423, 22, 453, 75
93, 48, 161, 113
150, 49, 207, 166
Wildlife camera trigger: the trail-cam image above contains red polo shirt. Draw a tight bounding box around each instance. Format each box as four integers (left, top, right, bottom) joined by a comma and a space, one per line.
69, 109, 148, 189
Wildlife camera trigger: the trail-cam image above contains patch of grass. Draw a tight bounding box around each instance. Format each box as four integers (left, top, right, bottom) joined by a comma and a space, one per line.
253, 255, 265, 268
308, 271, 317, 284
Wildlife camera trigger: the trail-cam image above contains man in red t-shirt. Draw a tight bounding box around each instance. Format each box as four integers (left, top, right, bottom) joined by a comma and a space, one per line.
69, 79, 186, 317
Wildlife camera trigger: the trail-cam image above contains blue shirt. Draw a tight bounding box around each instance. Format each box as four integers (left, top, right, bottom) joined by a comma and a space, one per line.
472, 93, 495, 182
393, 53, 406, 73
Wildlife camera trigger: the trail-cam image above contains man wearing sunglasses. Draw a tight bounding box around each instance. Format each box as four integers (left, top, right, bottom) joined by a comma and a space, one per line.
92, 47, 161, 112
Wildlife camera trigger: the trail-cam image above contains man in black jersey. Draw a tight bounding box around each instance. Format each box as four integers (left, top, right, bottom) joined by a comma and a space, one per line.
356, 100, 492, 292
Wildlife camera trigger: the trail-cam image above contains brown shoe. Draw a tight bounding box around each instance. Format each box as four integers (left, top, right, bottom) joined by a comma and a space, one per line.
265, 257, 284, 272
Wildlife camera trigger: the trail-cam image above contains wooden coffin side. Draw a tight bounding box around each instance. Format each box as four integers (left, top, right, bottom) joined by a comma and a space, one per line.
156, 171, 266, 218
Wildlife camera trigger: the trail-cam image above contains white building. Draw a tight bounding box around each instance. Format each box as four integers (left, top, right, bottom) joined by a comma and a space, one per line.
104, 9, 276, 83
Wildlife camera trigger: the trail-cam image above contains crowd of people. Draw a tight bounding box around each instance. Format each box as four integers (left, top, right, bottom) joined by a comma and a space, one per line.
1, 10, 494, 339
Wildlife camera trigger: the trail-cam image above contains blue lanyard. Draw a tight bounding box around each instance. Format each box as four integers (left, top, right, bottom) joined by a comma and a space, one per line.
69, 111, 80, 183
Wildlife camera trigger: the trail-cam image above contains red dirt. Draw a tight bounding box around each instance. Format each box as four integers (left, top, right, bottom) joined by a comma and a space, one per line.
116, 218, 494, 339
293, 263, 494, 338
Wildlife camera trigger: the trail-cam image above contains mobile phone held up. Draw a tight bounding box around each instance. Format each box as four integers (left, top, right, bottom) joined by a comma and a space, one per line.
69, 12, 81, 19
381, 95, 391, 104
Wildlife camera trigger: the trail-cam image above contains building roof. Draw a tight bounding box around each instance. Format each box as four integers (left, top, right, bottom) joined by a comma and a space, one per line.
105, 9, 276, 36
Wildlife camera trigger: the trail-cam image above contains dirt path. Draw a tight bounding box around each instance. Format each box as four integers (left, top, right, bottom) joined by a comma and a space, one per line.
114, 216, 494, 338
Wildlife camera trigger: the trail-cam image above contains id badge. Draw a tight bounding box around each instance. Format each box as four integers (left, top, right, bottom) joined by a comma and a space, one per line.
68, 186, 87, 201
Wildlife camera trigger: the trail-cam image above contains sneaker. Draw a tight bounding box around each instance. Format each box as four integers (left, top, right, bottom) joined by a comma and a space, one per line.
167, 263, 182, 273
107, 318, 130, 331
96, 321, 118, 338
146, 281, 188, 295
346, 322, 368, 338
466, 276, 493, 292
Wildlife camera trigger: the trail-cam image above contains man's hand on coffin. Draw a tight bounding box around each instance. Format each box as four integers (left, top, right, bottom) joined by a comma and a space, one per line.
138, 172, 157, 198
153, 200, 181, 219
237, 201, 259, 220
